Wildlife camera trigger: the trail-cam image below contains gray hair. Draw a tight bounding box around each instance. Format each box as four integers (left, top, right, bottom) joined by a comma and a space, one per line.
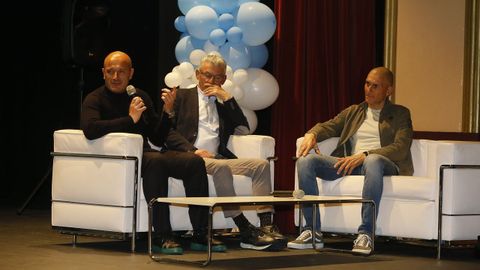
199, 52, 227, 72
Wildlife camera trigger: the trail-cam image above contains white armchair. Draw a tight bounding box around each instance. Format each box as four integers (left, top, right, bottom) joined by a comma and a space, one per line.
51, 129, 275, 251
293, 137, 480, 258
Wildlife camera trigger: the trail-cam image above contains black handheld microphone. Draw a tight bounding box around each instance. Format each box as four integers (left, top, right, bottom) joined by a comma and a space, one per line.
126, 85, 148, 124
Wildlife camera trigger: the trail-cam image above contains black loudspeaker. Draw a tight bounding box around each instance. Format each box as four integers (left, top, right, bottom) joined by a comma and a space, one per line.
62, 0, 111, 68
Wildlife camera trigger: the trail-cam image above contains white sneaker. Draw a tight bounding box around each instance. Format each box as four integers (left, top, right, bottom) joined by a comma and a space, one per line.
287, 229, 324, 249
352, 233, 373, 255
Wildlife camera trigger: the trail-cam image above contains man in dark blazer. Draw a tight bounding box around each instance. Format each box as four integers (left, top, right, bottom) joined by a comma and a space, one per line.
166, 53, 286, 251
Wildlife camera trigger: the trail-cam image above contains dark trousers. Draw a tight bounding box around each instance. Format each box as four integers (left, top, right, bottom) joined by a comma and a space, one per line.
142, 149, 209, 235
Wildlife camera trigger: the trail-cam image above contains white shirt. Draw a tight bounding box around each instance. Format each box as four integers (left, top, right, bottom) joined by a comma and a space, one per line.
194, 87, 220, 154
352, 107, 382, 155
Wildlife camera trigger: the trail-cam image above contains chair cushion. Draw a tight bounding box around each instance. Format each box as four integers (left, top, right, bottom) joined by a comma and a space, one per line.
317, 175, 436, 201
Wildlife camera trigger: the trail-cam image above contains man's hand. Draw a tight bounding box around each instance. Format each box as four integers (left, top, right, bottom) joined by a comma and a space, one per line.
161, 87, 177, 114
129, 96, 146, 123
203, 85, 232, 101
194, 149, 215, 158
334, 153, 366, 176
297, 133, 320, 157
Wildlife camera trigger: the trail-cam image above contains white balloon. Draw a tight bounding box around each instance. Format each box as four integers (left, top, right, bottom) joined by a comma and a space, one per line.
164, 71, 183, 88
172, 65, 180, 73
191, 73, 199, 84
231, 85, 244, 100
232, 69, 248, 85
237, 68, 279, 110
226, 65, 233, 80
189, 49, 206, 66
240, 106, 257, 134
222, 80, 243, 100
180, 77, 196, 88
222, 79, 235, 92
178, 62, 195, 78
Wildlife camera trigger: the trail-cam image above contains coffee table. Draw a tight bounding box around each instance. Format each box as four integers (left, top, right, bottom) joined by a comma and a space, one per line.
148, 195, 375, 266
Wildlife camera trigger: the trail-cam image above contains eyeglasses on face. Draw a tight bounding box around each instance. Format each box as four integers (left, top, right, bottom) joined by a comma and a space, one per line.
199, 71, 225, 82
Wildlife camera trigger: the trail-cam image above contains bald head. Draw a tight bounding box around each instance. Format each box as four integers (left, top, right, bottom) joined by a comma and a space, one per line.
102, 51, 134, 94
364, 66, 394, 109
369, 67, 394, 87
104, 51, 132, 69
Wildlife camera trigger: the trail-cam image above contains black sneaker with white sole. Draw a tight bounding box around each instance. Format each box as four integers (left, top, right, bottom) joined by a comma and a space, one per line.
260, 225, 288, 246
240, 224, 283, 251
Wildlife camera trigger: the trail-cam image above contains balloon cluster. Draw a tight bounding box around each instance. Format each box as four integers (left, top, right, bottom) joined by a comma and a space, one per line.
164, 0, 279, 133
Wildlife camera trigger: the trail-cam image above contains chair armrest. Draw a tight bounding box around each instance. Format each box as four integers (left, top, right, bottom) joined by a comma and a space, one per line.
227, 135, 275, 160
53, 129, 143, 158
296, 137, 339, 156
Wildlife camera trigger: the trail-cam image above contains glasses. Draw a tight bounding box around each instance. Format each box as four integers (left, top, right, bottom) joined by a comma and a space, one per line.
199, 71, 225, 82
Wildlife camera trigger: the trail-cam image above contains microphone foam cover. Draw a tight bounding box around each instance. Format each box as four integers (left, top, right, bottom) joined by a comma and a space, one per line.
292, 189, 305, 199
126, 85, 136, 96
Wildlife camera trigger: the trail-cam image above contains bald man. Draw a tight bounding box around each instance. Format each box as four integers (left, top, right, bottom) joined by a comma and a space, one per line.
288, 67, 413, 255
81, 51, 226, 255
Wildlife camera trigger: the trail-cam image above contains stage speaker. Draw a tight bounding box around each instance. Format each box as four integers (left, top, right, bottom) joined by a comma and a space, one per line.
62, 0, 111, 68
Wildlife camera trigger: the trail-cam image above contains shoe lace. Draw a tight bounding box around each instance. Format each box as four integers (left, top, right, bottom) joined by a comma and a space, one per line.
162, 238, 180, 248
265, 224, 280, 233
245, 225, 265, 238
354, 234, 372, 247
297, 230, 313, 241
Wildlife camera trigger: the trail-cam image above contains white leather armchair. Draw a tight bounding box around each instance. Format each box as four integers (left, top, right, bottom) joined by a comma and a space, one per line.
293, 137, 480, 258
51, 129, 275, 251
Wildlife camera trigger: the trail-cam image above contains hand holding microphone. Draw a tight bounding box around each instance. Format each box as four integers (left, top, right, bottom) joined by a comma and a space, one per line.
126, 85, 147, 124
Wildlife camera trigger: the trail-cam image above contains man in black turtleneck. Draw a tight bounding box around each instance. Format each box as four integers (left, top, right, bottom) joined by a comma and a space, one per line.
80, 51, 226, 255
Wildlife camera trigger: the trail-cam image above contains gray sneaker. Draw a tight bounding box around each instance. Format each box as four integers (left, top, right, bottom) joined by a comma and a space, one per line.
352, 233, 373, 255
287, 229, 324, 249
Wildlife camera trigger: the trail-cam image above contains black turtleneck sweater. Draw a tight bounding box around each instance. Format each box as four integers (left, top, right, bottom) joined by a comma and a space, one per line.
80, 85, 170, 149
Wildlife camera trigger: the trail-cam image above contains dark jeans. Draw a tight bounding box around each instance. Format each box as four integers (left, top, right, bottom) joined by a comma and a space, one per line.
142, 149, 209, 235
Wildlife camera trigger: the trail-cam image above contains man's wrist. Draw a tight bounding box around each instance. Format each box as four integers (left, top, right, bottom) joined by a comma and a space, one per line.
165, 110, 175, 118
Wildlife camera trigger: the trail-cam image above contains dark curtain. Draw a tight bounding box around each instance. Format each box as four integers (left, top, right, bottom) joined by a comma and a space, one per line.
272, 0, 377, 233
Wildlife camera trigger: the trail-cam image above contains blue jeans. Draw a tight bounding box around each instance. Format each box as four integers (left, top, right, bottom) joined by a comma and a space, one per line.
297, 153, 399, 236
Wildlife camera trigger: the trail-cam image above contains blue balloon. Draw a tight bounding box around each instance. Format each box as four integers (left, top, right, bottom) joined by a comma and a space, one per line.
178, 0, 210, 15
238, 0, 259, 4
249, 44, 268, 68
185, 5, 219, 40
236, 2, 276, 46
175, 35, 203, 63
219, 41, 251, 70
226, 26, 243, 44
210, 0, 239, 14
218, 13, 235, 31
190, 36, 206, 48
209, 28, 227, 47
174, 16, 186, 32
180, 32, 189, 39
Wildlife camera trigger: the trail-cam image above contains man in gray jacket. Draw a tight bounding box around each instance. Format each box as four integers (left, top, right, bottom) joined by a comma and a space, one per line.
288, 67, 413, 255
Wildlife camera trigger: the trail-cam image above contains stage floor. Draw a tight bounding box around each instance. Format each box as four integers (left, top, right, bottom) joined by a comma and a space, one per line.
0, 207, 478, 270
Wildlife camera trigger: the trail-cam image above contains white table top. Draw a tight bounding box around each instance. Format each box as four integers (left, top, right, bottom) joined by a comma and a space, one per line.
153, 195, 365, 207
